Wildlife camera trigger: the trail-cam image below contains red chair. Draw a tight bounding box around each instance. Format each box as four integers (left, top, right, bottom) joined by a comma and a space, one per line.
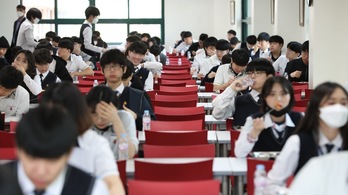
146, 90, 156, 101
0, 148, 16, 160
204, 82, 214, 92
247, 158, 274, 195
155, 94, 198, 101
154, 82, 186, 90
229, 130, 241, 157
0, 131, 16, 148
226, 117, 234, 130
293, 89, 302, 101
161, 69, 189, 75
9, 121, 18, 133
78, 87, 92, 94
305, 88, 314, 99
160, 74, 193, 80
152, 99, 197, 109
160, 79, 196, 85
144, 130, 208, 146
154, 106, 205, 129
143, 144, 215, 158
294, 99, 309, 107
83, 75, 105, 82
292, 82, 308, 92
134, 159, 213, 181
157, 86, 198, 95
292, 106, 307, 113
128, 180, 220, 195
151, 120, 204, 131
116, 160, 127, 191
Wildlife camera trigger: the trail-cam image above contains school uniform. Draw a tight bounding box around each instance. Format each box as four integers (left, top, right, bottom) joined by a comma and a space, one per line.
11, 17, 26, 47
80, 21, 102, 57
213, 63, 240, 87
234, 112, 303, 158
268, 130, 342, 185
0, 85, 29, 117
0, 57, 10, 69
192, 49, 208, 72
285, 58, 309, 82
16, 19, 38, 52
175, 42, 190, 53
200, 65, 220, 87
92, 110, 139, 159
0, 161, 109, 195
134, 64, 153, 91
65, 54, 90, 73
272, 55, 289, 76
36, 69, 60, 90
199, 54, 220, 76
49, 56, 73, 82
251, 48, 270, 60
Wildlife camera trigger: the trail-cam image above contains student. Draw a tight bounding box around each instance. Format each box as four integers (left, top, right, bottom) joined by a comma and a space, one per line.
199, 39, 230, 79
234, 76, 303, 157
71, 36, 95, 69
93, 30, 108, 48
251, 32, 270, 60
122, 60, 144, 91
51, 35, 60, 55
212, 58, 275, 128
12, 50, 42, 102
0, 66, 29, 117
0, 106, 110, 194
140, 33, 151, 43
124, 35, 141, 51
227, 29, 237, 41
174, 31, 193, 53
142, 41, 157, 62
230, 37, 240, 51
284, 40, 309, 82
213, 49, 249, 91
273, 41, 302, 76
33, 48, 60, 90
192, 36, 217, 78
80, 6, 106, 58
149, 44, 167, 66
0, 36, 10, 69
16, 8, 42, 52
40, 82, 125, 195
86, 85, 139, 159
288, 151, 348, 195
173, 31, 186, 49
200, 53, 232, 87
11, 4, 26, 47
125, 41, 162, 91
240, 35, 257, 56
187, 33, 208, 57
57, 39, 94, 78
267, 82, 348, 186
100, 49, 154, 131
45, 31, 56, 42
267, 35, 284, 64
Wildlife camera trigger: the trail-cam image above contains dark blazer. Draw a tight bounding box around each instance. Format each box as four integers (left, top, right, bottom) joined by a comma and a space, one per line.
11, 17, 26, 47
52, 55, 73, 82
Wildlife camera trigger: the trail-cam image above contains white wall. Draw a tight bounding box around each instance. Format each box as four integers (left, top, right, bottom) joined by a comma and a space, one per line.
252, 0, 274, 36
0, 0, 19, 42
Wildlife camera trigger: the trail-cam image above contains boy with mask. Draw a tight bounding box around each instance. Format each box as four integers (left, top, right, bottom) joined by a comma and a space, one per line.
11, 4, 26, 47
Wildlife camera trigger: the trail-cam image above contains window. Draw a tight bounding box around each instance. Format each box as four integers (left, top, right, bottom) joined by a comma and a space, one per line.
21, 0, 164, 44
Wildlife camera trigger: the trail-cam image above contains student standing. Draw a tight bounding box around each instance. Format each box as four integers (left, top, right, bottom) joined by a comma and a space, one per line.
11, 4, 26, 47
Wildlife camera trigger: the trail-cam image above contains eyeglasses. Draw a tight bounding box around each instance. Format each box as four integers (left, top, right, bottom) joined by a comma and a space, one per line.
104, 64, 122, 71
246, 71, 266, 77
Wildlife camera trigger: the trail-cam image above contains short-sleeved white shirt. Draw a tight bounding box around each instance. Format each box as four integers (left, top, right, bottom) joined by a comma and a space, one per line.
65, 54, 90, 73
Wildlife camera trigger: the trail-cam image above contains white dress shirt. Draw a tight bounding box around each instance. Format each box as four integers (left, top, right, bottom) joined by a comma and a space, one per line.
142, 61, 162, 71
35, 69, 61, 83
17, 161, 109, 195
234, 113, 295, 158
212, 87, 260, 120
175, 42, 190, 53
92, 110, 139, 159
68, 130, 120, 178
199, 54, 220, 76
213, 63, 238, 85
23, 74, 42, 96
0, 86, 29, 117
288, 151, 348, 195
267, 131, 342, 186
136, 64, 153, 91
144, 52, 156, 62
16, 19, 38, 52
82, 21, 103, 54
192, 48, 208, 71
272, 55, 289, 76
65, 54, 90, 73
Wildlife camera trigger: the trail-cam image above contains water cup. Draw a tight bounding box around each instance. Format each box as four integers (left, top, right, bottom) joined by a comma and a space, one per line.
240, 76, 254, 88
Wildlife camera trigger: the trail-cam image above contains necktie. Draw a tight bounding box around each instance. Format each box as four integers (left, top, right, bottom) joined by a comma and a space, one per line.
325, 144, 334, 153
275, 130, 284, 142
34, 190, 45, 195
39, 74, 43, 83
115, 90, 120, 97
256, 94, 262, 104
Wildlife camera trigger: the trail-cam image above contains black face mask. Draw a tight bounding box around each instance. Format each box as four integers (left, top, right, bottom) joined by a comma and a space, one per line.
269, 105, 291, 117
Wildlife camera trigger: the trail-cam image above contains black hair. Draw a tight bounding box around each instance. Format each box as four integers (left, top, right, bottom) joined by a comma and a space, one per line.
260, 76, 295, 113
93, 31, 100, 37
269, 35, 284, 45
71, 36, 83, 44
199, 33, 208, 41
40, 82, 93, 135
16, 106, 78, 158
126, 41, 147, 56
203, 37, 218, 48
126, 35, 141, 43
215, 39, 231, 51
182, 31, 192, 38
58, 39, 74, 53
295, 82, 348, 150
0, 66, 23, 89
86, 85, 119, 114
26, 8, 42, 20
287, 41, 302, 53
33, 48, 53, 65
15, 50, 36, 77
221, 54, 232, 64
180, 31, 186, 39
257, 32, 270, 41
230, 37, 240, 45
36, 40, 54, 51
122, 59, 135, 80
149, 45, 161, 56
141, 33, 151, 40
100, 49, 127, 71
129, 31, 138, 36
0, 36, 10, 49
45, 31, 56, 39
152, 36, 161, 45
302, 40, 309, 52
52, 36, 61, 43
16, 4, 26, 10
142, 41, 150, 49
231, 49, 249, 66
246, 58, 275, 76
85, 6, 100, 19
227, 29, 237, 36
246, 35, 257, 45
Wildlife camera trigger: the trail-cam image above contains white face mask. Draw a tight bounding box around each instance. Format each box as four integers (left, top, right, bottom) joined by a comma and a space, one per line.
319, 104, 348, 128
17, 11, 24, 17
92, 17, 99, 24
33, 18, 40, 24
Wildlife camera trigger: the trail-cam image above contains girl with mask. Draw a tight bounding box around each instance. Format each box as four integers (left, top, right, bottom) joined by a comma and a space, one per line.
234, 76, 303, 158
267, 81, 348, 186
